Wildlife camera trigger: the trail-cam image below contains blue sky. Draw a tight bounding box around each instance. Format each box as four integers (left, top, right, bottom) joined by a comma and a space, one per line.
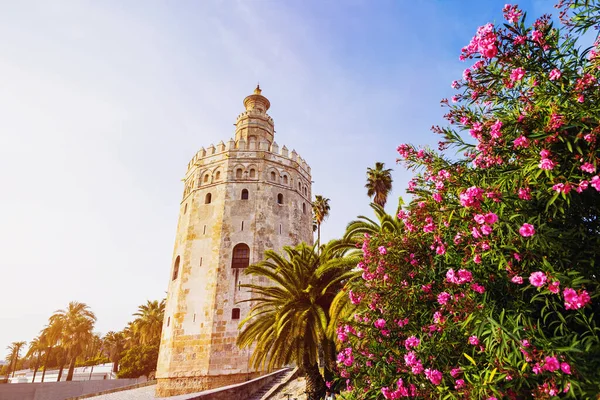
0, 0, 554, 359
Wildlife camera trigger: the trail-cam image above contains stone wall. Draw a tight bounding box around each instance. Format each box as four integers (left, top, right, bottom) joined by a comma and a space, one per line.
184, 369, 288, 400
0, 379, 141, 400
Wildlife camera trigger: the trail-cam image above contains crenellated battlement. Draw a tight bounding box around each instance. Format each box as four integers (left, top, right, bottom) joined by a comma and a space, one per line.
186, 139, 311, 175
235, 110, 274, 126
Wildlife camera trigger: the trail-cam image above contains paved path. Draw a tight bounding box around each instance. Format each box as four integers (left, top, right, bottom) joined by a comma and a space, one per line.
86, 384, 203, 400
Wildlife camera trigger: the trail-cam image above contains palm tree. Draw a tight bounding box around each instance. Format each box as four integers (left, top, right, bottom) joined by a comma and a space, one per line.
82, 333, 103, 362
40, 318, 64, 382
312, 195, 330, 249
237, 241, 359, 400
131, 299, 165, 346
6, 341, 26, 378
122, 321, 141, 350
25, 337, 44, 382
365, 162, 393, 207
103, 331, 125, 374
344, 199, 404, 244
49, 302, 96, 381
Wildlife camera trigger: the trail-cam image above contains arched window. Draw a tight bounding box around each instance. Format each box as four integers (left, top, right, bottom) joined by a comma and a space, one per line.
232, 243, 250, 268
241, 189, 249, 200
215, 171, 221, 180
205, 193, 212, 204
172, 256, 180, 280
277, 193, 283, 204
249, 169, 256, 178
302, 202, 306, 214
232, 308, 241, 320
304, 187, 308, 196
236, 168, 243, 179
270, 171, 276, 181
204, 174, 209, 183
298, 182, 301, 191
283, 175, 288, 185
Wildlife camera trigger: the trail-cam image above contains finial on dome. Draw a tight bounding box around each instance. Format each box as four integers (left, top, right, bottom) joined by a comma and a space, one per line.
254, 84, 261, 95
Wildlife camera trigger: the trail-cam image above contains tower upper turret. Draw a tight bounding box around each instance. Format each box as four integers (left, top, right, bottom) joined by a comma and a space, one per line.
234, 85, 275, 146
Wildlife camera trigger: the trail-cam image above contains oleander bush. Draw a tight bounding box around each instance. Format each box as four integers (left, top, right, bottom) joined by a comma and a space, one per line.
336, 2, 600, 398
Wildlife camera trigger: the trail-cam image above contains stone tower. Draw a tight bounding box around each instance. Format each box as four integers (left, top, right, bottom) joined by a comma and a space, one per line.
155, 87, 313, 396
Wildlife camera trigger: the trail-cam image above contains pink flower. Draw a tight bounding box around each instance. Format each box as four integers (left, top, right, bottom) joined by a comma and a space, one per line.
549, 68, 562, 80
480, 225, 492, 235
450, 367, 462, 378
484, 213, 498, 224
468, 336, 480, 345
519, 223, 535, 237
543, 356, 560, 372
490, 120, 503, 138
552, 183, 571, 194
459, 186, 484, 208
591, 176, 600, 191
423, 223, 436, 233
539, 158, 556, 170
473, 254, 482, 264
513, 135, 530, 148
518, 187, 532, 200
563, 288, 591, 310
458, 269, 473, 283
531, 29, 543, 42
471, 283, 486, 294
378, 246, 387, 255
511, 276, 524, 284
438, 292, 451, 305
374, 319, 386, 329
529, 271, 547, 287
548, 281, 560, 294
405, 335, 420, 349
540, 149, 551, 158
455, 379, 465, 389
421, 284, 432, 293
561, 362, 571, 375
581, 162, 596, 174
424, 369, 443, 385
474, 214, 486, 224
503, 4, 522, 24
349, 290, 363, 305
510, 67, 525, 81
436, 244, 446, 255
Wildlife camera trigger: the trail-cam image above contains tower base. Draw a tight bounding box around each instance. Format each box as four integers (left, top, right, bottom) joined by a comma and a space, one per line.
155, 372, 264, 397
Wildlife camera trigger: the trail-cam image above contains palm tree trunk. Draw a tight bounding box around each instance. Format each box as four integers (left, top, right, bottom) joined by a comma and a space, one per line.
303, 352, 325, 400
66, 357, 76, 381
323, 339, 337, 388
41, 346, 52, 383
11, 355, 19, 377
32, 351, 41, 383
8, 355, 15, 378
112, 358, 119, 374
317, 224, 321, 249
57, 359, 66, 382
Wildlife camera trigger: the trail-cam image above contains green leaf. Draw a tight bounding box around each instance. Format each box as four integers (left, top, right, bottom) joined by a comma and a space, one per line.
463, 353, 477, 366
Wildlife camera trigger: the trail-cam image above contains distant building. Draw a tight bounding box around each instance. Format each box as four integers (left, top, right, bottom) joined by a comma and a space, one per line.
155, 87, 313, 396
